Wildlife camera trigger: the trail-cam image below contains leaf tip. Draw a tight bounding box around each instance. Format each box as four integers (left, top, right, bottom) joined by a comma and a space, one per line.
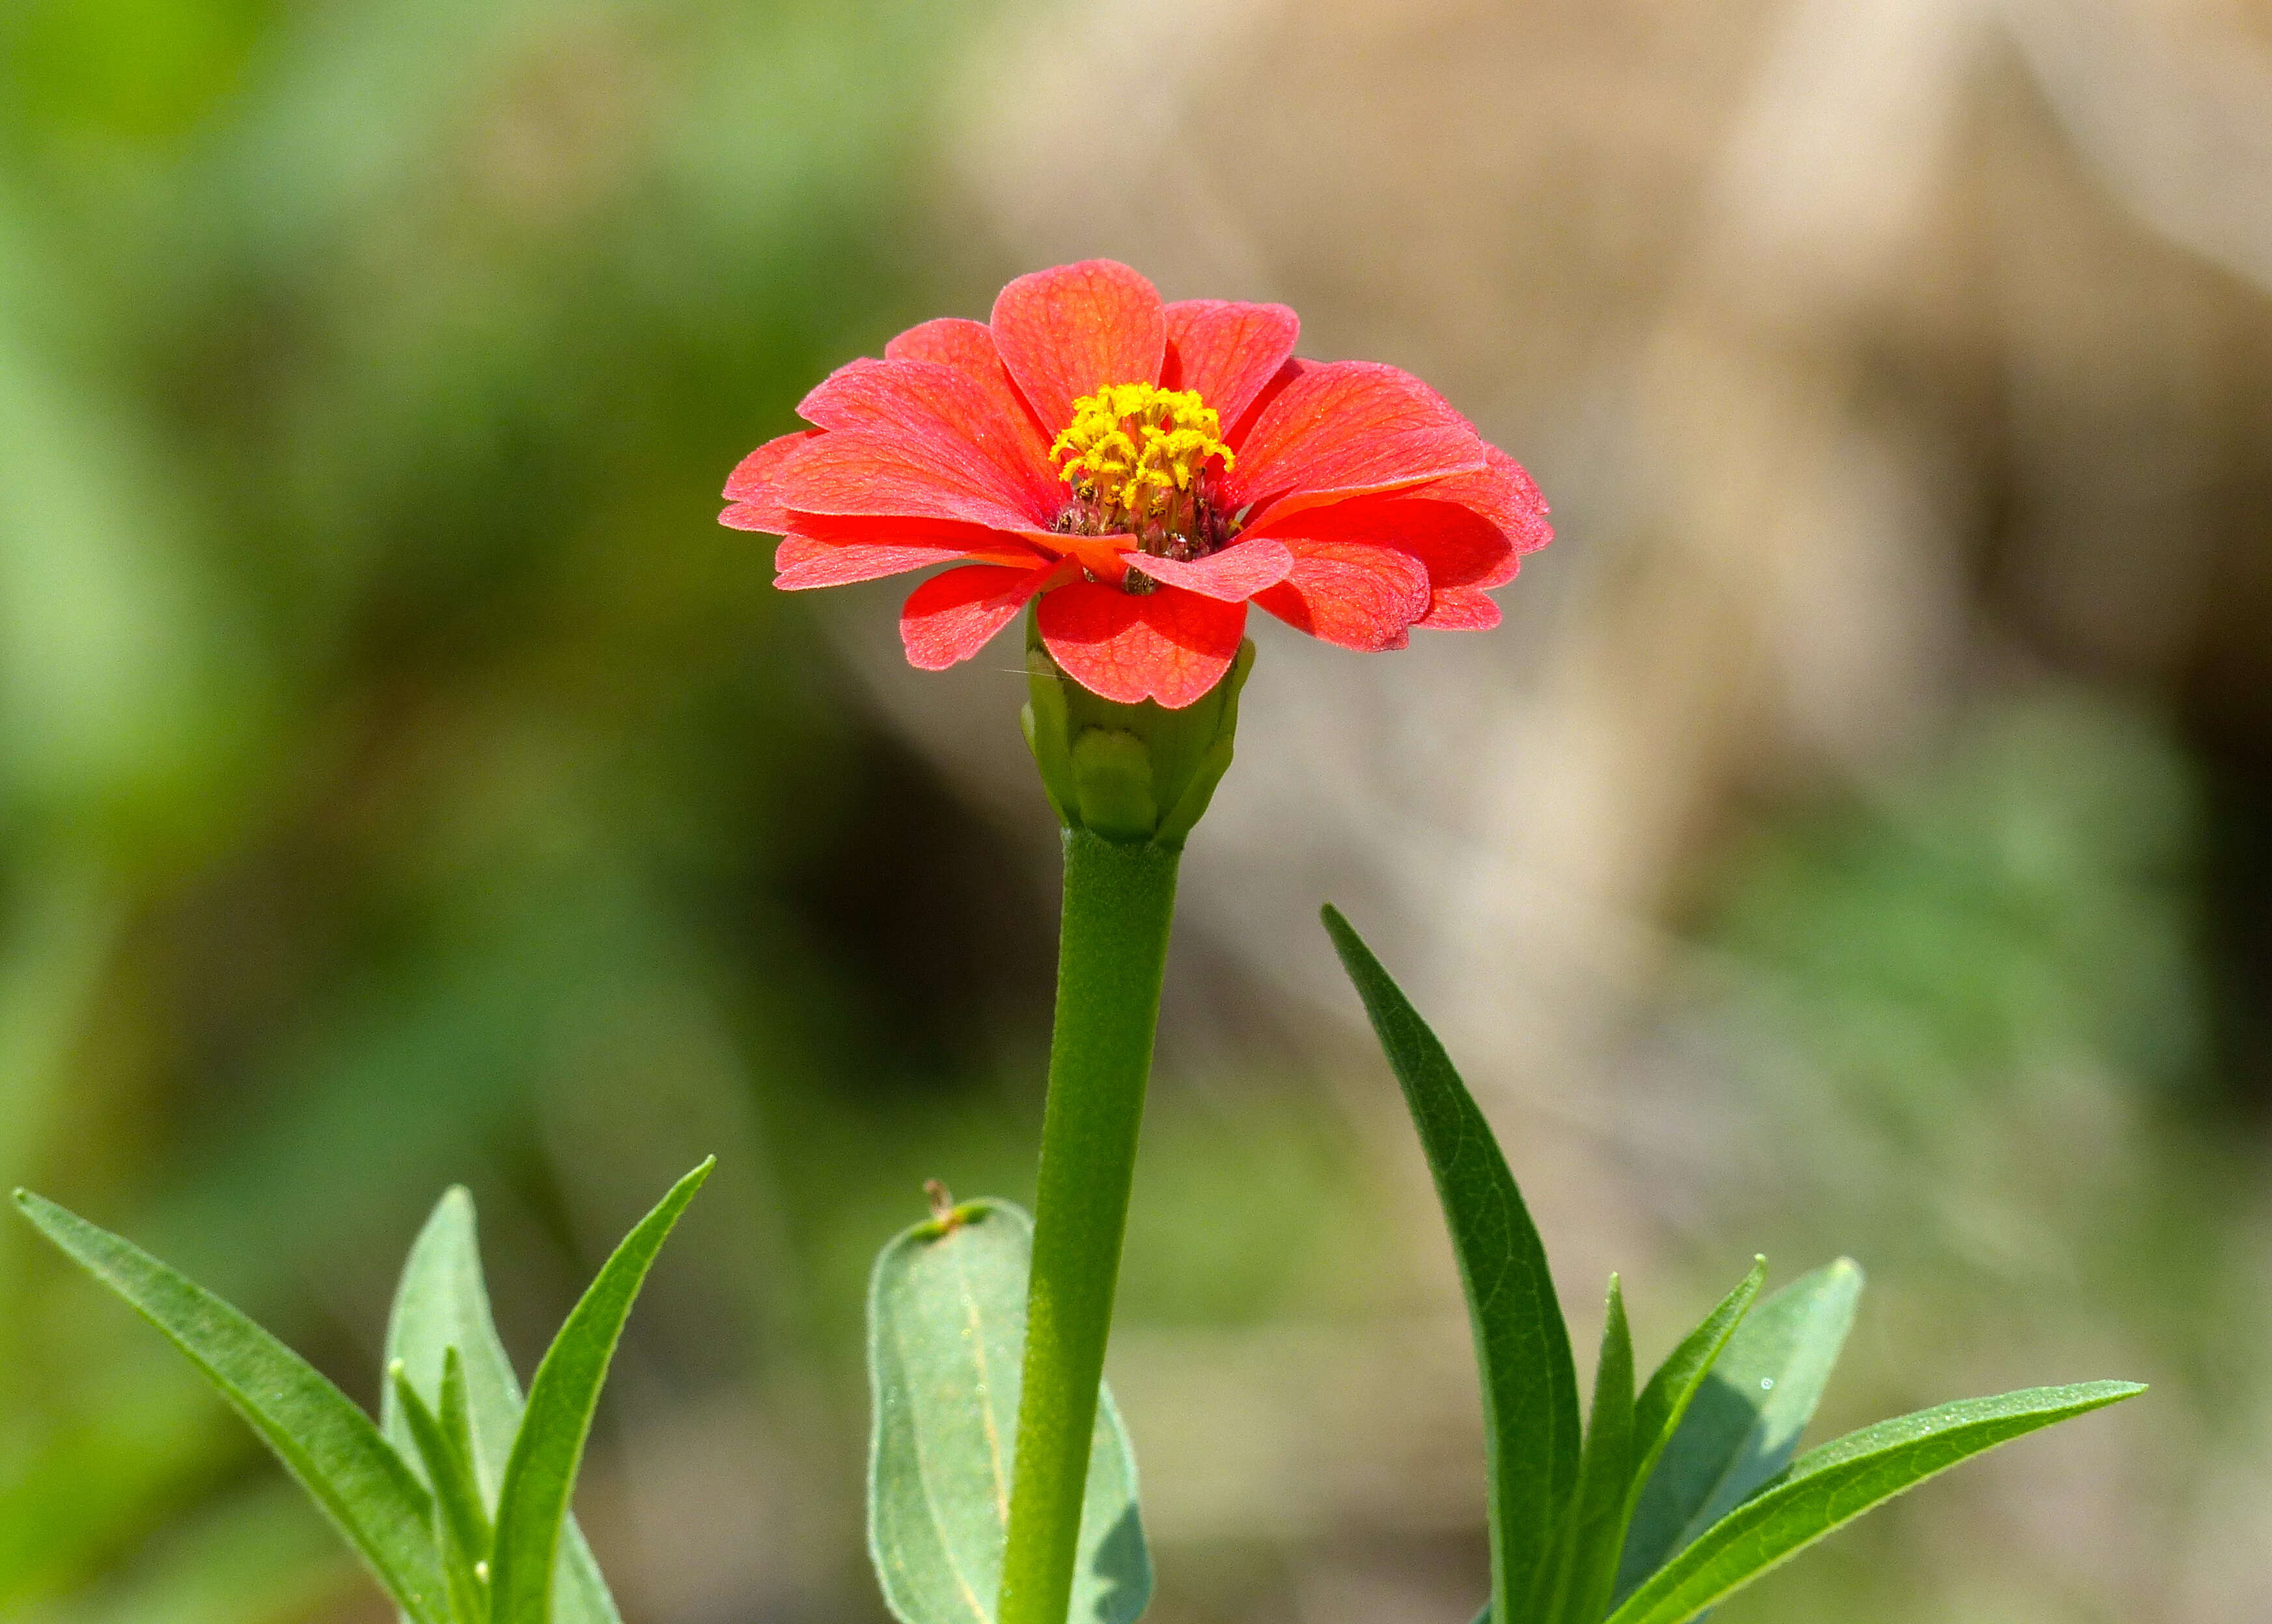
1318, 903, 1371, 976
661, 1157, 719, 1209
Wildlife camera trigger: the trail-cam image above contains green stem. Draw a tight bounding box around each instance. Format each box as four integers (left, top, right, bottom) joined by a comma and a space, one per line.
997, 829, 1181, 1624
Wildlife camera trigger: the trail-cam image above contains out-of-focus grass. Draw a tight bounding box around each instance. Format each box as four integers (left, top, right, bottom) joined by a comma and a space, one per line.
0, 0, 1030, 1615
1677, 688, 2240, 1621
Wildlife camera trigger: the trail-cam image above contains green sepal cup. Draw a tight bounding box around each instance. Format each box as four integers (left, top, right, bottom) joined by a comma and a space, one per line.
1020, 612, 1254, 849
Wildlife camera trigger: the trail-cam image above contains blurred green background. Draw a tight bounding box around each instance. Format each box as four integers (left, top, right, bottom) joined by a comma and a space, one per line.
3, 1, 2269, 1621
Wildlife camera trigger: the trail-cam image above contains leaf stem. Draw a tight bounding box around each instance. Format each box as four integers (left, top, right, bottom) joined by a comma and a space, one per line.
997, 830, 1180, 1624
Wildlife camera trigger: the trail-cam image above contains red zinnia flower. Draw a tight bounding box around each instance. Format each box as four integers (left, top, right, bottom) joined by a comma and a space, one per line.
721, 260, 1551, 709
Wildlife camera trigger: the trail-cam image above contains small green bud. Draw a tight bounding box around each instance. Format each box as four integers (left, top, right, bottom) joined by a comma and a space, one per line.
1020, 613, 1254, 851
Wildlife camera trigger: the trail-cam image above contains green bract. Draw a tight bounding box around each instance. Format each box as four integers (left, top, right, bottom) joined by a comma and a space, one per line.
1021, 615, 1254, 849
14, 1161, 711, 1623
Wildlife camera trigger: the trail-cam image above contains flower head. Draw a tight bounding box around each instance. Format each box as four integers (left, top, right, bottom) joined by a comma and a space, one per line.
721, 260, 1550, 709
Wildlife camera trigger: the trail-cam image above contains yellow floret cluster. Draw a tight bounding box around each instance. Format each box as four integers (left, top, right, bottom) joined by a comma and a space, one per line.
1050, 383, 1233, 524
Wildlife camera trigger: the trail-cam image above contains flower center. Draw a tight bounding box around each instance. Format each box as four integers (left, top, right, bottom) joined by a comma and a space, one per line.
1050, 383, 1235, 561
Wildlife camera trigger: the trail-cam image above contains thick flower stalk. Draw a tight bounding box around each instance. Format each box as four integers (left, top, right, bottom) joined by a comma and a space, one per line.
722, 260, 1548, 1624
990, 623, 1252, 1624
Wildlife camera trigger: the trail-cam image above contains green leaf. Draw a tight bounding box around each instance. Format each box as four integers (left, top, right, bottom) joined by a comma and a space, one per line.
389, 1360, 491, 1621
383, 1185, 624, 1624
1473, 1262, 1768, 1624
1322, 906, 1579, 1619
1603, 1381, 2144, 1624
487, 1158, 713, 1624
1614, 1259, 1857, 1602
438, 1351, 482, 1513
1542, 1276, 1635, 1624
391, 1355, 492, 1560
868, 1198, 1151, 1624
12, 1189, 450, 1624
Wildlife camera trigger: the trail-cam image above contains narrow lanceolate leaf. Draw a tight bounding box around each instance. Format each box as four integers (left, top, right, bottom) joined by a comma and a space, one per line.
389, 1363, 492, 1619
868, 1198, 1150, 1624
383, 1185, 624, 1624
438, 1349, 481, 1508
13, 1190, 450, 1624
1322, 907, 1579, 1620
1603, 1382, 2146, 1624
1614, 1259, 1857, 1603
487, 1159, 714, 1624
1484, 1262, 1769, 1624
1542, 1277, 1635, 1624
1630, 1260, 1766, 1488
388, 1362, 490, 1580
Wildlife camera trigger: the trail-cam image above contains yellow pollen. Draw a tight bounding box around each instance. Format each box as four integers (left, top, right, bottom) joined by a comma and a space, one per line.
1050, 383, 1233, 526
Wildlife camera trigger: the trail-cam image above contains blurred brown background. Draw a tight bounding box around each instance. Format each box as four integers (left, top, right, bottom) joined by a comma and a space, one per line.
1, 0, 2267, 1620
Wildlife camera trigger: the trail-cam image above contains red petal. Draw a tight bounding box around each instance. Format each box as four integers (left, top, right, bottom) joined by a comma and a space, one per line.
721, 429, 823, 532
1251, 541, 1432, 652
885, 317, 1056, 443
1161, 300, 1299, 428
1223, 361, 1486, 525
723, 501, 784, 534
1476, 550, 1521, 590
787, 510, 1085, 563
884, 316, 1000, 374
900, 562, 1065, 670
1225, 356, 1311, 447
1415, 444, 1553, 566
1417, 586, 1503, 630
1131, 538, 1293, 601
795, 357, 1059, 521
1037, 579, 1247, 709
771, 424, 1042, 532
990, 260, 1166, 434
775, 533, 1046, 590
779, 537, 960, 590
1257, 494, 1513, 590
792, 511, 1116, 584
1055, 534, 1133, 585
788, 512, 1018, 549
